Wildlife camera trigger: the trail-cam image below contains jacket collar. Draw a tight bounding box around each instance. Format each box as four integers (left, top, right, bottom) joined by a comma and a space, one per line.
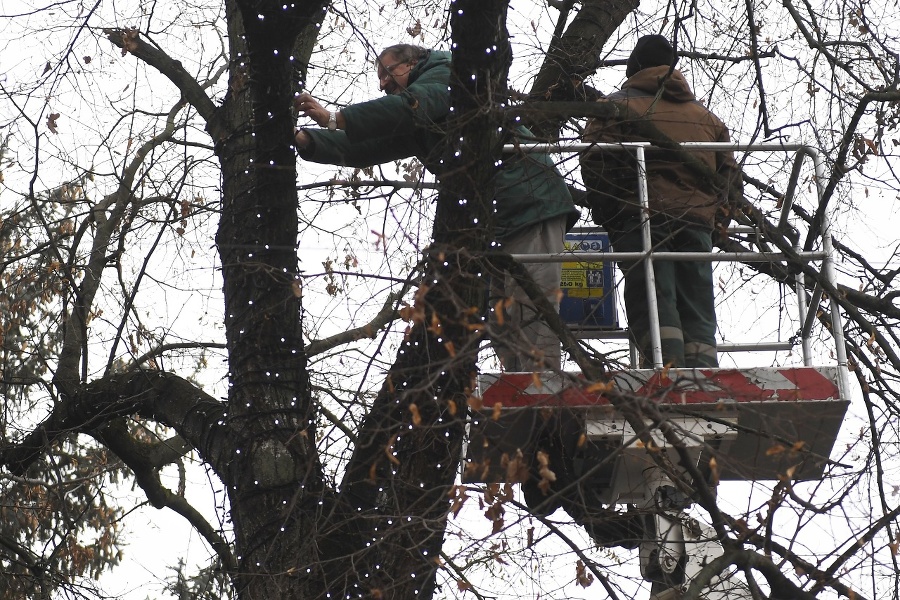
624, 66, 696, 102
407, 50, 451, 86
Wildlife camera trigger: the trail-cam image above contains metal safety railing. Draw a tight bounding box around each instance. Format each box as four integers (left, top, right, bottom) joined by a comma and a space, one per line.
505, 142, 848, 397
299, 142, 850, 400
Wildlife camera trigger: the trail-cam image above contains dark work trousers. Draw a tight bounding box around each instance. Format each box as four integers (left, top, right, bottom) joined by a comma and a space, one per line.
608, 218, 718, 368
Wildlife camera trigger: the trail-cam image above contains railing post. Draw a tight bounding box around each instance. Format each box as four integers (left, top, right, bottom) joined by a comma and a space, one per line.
635, 146, 664, 369
809, 148, 850, 398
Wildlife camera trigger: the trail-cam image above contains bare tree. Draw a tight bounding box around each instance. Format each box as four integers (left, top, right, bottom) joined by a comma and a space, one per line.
1, 0, 899, 598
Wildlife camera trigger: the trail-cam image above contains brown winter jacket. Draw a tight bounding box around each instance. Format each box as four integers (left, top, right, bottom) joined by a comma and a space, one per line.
580, 66, 743, 229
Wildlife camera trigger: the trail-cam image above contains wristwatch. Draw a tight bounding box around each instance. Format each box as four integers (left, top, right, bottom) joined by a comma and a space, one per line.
326, 111, 337, 131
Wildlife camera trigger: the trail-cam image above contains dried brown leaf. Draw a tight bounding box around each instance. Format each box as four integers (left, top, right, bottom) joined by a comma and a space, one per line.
409, 403, 422, 426
47, 113, 60, 134
766, 444, 786, 456
585, 380, 613, 393
575, 560, 594, 588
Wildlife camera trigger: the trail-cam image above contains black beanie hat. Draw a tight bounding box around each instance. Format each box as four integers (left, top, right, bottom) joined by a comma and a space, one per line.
626, 35, 676, 78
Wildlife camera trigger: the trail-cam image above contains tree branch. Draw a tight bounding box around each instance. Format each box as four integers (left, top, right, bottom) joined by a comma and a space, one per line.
508, 496, 623, 600
744, 0, 773, 136
814, 501, 900, 595
837, 285, 900, 319
54, 100, 186, 393
683, 547, 821, 600
729, 515, 872, 600
0, 531, 44, 582
805, 90, 900, 249
525, 0, 637, 138
103, 28, 223, 140
306, 287, 410, 357
1, 371, 229, 478
92, 421, 238, 574
127, 342, 228, 371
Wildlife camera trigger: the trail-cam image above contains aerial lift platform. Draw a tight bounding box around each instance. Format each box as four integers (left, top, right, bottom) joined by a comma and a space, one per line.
464, 143, 852, 599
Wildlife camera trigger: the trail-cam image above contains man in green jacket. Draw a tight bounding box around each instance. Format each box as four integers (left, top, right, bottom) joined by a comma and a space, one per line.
295, 44, 579, 371
580, 35, 743, 369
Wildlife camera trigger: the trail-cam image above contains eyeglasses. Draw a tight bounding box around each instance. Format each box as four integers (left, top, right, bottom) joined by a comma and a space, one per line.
378, 61, 408, 79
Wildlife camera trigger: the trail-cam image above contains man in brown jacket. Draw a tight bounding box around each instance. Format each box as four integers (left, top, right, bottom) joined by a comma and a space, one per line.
580, 35, 743, 368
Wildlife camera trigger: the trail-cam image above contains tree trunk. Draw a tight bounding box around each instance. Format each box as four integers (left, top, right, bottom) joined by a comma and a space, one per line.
215, 1, 328, 597
526, 0, 639, 140
334, 1, 512, 597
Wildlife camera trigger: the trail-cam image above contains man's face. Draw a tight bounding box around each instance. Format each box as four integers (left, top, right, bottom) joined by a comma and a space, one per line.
377, 52, 415, 95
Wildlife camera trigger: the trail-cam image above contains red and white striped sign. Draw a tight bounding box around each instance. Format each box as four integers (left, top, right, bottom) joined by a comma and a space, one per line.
478, 367, 843, 409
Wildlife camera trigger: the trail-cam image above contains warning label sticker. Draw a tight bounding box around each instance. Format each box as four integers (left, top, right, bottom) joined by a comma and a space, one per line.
561, 265, 606, 297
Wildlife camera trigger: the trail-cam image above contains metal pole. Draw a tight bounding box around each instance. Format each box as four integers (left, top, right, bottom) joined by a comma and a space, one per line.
511, 250, 828, 263
779, 151, 806, 230
501, 141, 811, 155
801, 283, 824, 349
795, 230, 813, 366
803, 148, 850, 399
635, 146, 664, 369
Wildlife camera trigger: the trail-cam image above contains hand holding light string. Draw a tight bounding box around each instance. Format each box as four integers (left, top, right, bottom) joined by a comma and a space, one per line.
293, 92, 343, 149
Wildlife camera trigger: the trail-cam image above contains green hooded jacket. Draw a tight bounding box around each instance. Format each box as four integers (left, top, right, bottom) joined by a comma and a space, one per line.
299, 50, 578, 240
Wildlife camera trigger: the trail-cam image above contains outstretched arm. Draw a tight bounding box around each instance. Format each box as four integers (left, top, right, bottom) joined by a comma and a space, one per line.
292, 94, 422, 167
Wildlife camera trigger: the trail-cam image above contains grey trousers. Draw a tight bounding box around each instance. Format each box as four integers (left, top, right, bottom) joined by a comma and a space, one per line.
491, 216, 567, 371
